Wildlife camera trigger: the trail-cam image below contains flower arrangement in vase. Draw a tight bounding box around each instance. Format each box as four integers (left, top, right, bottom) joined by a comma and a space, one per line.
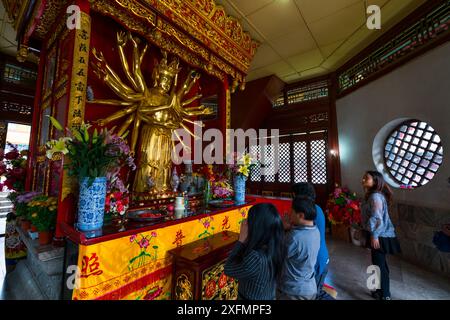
46, 116, 132, 231
228, 152, 255, 177
212, 180, 233, 200
200, 164, 233, 201
326, 185, 362, 243
27, 195, 58, 245
105, 181, 131, 224
104, 134, 136, 223
201, 164, 214, 180
228, 152, 256, 204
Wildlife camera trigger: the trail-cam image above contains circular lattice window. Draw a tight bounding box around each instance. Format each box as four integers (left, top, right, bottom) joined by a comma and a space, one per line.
384, 120, 444, 188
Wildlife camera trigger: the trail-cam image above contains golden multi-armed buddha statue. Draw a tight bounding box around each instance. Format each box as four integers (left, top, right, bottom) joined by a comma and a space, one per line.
89, 31, 212, 193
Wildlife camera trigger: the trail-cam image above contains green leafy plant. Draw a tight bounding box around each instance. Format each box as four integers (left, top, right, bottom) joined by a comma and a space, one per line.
27, 195, 58, 232
46, 116, 126, 186
14, 201, 28, 218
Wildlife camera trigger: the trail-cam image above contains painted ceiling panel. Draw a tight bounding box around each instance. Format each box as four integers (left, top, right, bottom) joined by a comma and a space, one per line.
307, 1, 366, 47
250, 43, 284, 70
216, 0, 427, 83
295, 0, 363, 24
286, 48, 324, 71
229, 0, 275, 16
269, 27, 317, 58
246, 0, 305, 39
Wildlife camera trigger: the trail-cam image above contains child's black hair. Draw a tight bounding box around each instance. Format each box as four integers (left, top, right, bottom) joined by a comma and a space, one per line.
292, 197, 317, 221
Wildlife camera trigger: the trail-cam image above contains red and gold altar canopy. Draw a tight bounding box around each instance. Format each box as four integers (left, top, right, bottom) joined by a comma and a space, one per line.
3, 0, 261, 240
11, 0, 259, 90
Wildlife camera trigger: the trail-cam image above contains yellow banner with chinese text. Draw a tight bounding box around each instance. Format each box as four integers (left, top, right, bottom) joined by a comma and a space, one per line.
72, 206, 250, 300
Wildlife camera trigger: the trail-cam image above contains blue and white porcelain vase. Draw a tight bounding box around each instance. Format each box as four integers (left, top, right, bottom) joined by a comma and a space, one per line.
77, 177, 107, 232
233, 174, 247, 205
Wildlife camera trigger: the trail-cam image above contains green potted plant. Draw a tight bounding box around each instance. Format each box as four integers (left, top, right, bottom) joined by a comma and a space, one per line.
27, 195, 58, 245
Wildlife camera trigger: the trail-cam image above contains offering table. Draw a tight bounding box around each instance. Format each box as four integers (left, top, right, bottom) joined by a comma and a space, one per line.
60, 202, 252, 300
169, 231, 240, 300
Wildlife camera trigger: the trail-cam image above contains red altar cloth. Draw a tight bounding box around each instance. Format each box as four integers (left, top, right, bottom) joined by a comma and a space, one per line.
246, 195, 292, 218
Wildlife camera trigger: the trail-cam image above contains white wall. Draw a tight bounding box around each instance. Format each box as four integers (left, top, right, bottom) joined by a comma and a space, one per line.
336, 42, 450, 211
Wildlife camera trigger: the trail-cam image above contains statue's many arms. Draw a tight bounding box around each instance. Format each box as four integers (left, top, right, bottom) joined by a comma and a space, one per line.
89, 31, 213, 193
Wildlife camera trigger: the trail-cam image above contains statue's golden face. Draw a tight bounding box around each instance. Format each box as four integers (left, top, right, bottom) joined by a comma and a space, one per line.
158, 74, 173, 93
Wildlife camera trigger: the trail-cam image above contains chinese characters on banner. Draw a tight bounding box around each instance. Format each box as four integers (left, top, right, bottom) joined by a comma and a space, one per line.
81, 253, 104, 278
68, 12, 90, 130
172, 230, 186, 247
62, 12, 91, 201
221, 216, 230, 230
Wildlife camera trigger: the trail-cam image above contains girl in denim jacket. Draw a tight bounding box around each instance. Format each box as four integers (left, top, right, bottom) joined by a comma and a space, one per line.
361, 171, 401, 300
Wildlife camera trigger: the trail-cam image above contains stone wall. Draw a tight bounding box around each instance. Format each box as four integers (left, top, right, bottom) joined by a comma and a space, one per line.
4, 226, 63, 299
391, 202, 450, 278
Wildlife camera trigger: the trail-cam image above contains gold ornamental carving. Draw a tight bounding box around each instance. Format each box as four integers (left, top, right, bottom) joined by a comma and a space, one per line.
201, 260, 238, 300
54, 86, 67, 101
175, 274, 193, 300
2, 0, 31, 30
23, 0, 67, 41
156, 18, 209, 61
114, 0, 157, 26
16, 44, 29, 63
47, 16, 68, 50
146, 0, 259, 72
90, 0, 230, 82
90, 30, 213, 193
89, 0, 254, 89
37, 145, 46, 153
21, 1, 257, 88
35, 0, 67, 39
51, 153, 63, 161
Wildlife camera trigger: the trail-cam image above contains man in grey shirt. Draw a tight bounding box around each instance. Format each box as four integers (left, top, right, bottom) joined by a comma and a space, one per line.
278, 197, 320, 300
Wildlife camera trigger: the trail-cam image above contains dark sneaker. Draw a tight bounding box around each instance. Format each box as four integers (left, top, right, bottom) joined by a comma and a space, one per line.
382, 296, 392, 300
371, 290, 382, 300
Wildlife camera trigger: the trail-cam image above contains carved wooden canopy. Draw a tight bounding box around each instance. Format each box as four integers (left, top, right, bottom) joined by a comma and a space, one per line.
12, 0, 260, 89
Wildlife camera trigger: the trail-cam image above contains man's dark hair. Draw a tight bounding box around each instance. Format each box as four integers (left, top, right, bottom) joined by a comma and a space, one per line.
292, 182, 316, 201
292, 197, 316, 221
